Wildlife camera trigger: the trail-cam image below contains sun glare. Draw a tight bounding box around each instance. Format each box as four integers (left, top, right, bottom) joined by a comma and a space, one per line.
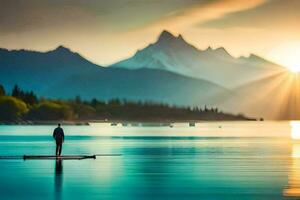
268, 41, 300, 73
291, 121, 300, 140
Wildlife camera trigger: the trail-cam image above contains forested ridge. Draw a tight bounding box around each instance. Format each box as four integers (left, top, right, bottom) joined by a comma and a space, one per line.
0, 84, 253, 123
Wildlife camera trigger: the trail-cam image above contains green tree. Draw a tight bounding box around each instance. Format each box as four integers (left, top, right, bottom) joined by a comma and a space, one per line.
0, 85, 5, 96
11, 85, 38, 105
71, 103, 96, 119
27, 101, 74, 120
0, 96, 28, 121
75, 95, 82, 104
22, 91, 38, 105
12, 85, 22, 98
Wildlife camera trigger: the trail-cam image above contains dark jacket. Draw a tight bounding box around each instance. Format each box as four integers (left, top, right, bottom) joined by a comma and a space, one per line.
53, 127, 64, 143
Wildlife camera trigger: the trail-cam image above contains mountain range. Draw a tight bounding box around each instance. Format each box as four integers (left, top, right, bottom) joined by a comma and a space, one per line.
0, 30, 293, 119
0, 43, 227, 108
111, 30, 285, 88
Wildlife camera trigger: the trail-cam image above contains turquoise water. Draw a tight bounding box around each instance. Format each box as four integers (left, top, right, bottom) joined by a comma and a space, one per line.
0, 122, 299, 200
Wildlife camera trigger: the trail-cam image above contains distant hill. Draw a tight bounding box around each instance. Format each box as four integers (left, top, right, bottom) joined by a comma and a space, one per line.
44, 68, 228, 107
111, 30, 285, 88
0, 46, 227, 108
0, 46, 103, 92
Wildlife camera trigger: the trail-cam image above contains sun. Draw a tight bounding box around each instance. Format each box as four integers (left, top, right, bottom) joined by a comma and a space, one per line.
268, 41, 300, 73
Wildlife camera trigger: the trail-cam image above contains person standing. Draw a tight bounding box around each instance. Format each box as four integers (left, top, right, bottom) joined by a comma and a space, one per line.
53, 123, 65, 156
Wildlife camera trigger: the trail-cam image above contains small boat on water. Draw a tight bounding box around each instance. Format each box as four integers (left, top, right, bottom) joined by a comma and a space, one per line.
131, 123, 140, 127
189, 122, 196, 127
110, 123, 118, 126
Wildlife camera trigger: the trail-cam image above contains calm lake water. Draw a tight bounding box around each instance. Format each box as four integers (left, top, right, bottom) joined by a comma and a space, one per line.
0, 121, 300, 200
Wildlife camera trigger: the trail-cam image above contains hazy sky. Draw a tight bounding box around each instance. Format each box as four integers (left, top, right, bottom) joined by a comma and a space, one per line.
1, 0, 300, 67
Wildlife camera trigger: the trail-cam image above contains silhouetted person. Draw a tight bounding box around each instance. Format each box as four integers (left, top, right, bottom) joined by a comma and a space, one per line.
53, 123, 64, 156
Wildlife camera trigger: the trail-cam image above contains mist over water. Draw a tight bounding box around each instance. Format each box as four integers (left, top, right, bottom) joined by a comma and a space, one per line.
0, 122, 298, 200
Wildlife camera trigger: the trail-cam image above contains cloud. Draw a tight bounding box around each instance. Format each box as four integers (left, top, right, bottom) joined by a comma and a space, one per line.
0, 1, 99, 34
0, 0, 267, 35
0, 0, 214, 34
200, 0, 300, 30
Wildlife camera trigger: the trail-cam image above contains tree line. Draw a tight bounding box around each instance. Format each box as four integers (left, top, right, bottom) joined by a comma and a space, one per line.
0, 84, 251, 123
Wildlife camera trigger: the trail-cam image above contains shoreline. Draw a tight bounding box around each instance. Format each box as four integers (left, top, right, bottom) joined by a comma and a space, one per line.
0, 118, 259, 125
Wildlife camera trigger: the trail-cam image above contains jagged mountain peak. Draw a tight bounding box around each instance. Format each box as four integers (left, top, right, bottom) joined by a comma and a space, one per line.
203, 46, 232, 57
56, 45, 69, 50
206, 46, 213, 51
52, 45, 73, 53
238, 54, 268, 63
249, 53, 263, 60
157, 30, 187, 44
47, 45, 85, 60
212, 47, 232, 58
214, 47, 228, 53
158, 30, 176, 41
245, 54, 281, 66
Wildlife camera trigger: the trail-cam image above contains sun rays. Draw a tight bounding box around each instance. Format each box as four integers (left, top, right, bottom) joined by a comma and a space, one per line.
254, 71, 300, 119
218, 68, 300, 119
268, 41, 300, 73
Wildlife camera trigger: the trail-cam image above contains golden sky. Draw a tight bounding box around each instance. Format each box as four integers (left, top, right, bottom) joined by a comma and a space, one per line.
0, 0, 299, 67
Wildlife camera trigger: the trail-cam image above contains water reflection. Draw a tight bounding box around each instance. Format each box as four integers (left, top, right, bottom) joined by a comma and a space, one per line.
291, 121, 300, 140
284, 122, 300, 197
55, 159, 63, 200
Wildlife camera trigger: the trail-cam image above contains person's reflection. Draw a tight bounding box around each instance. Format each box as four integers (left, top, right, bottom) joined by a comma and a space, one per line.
55, 159, 63, 200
